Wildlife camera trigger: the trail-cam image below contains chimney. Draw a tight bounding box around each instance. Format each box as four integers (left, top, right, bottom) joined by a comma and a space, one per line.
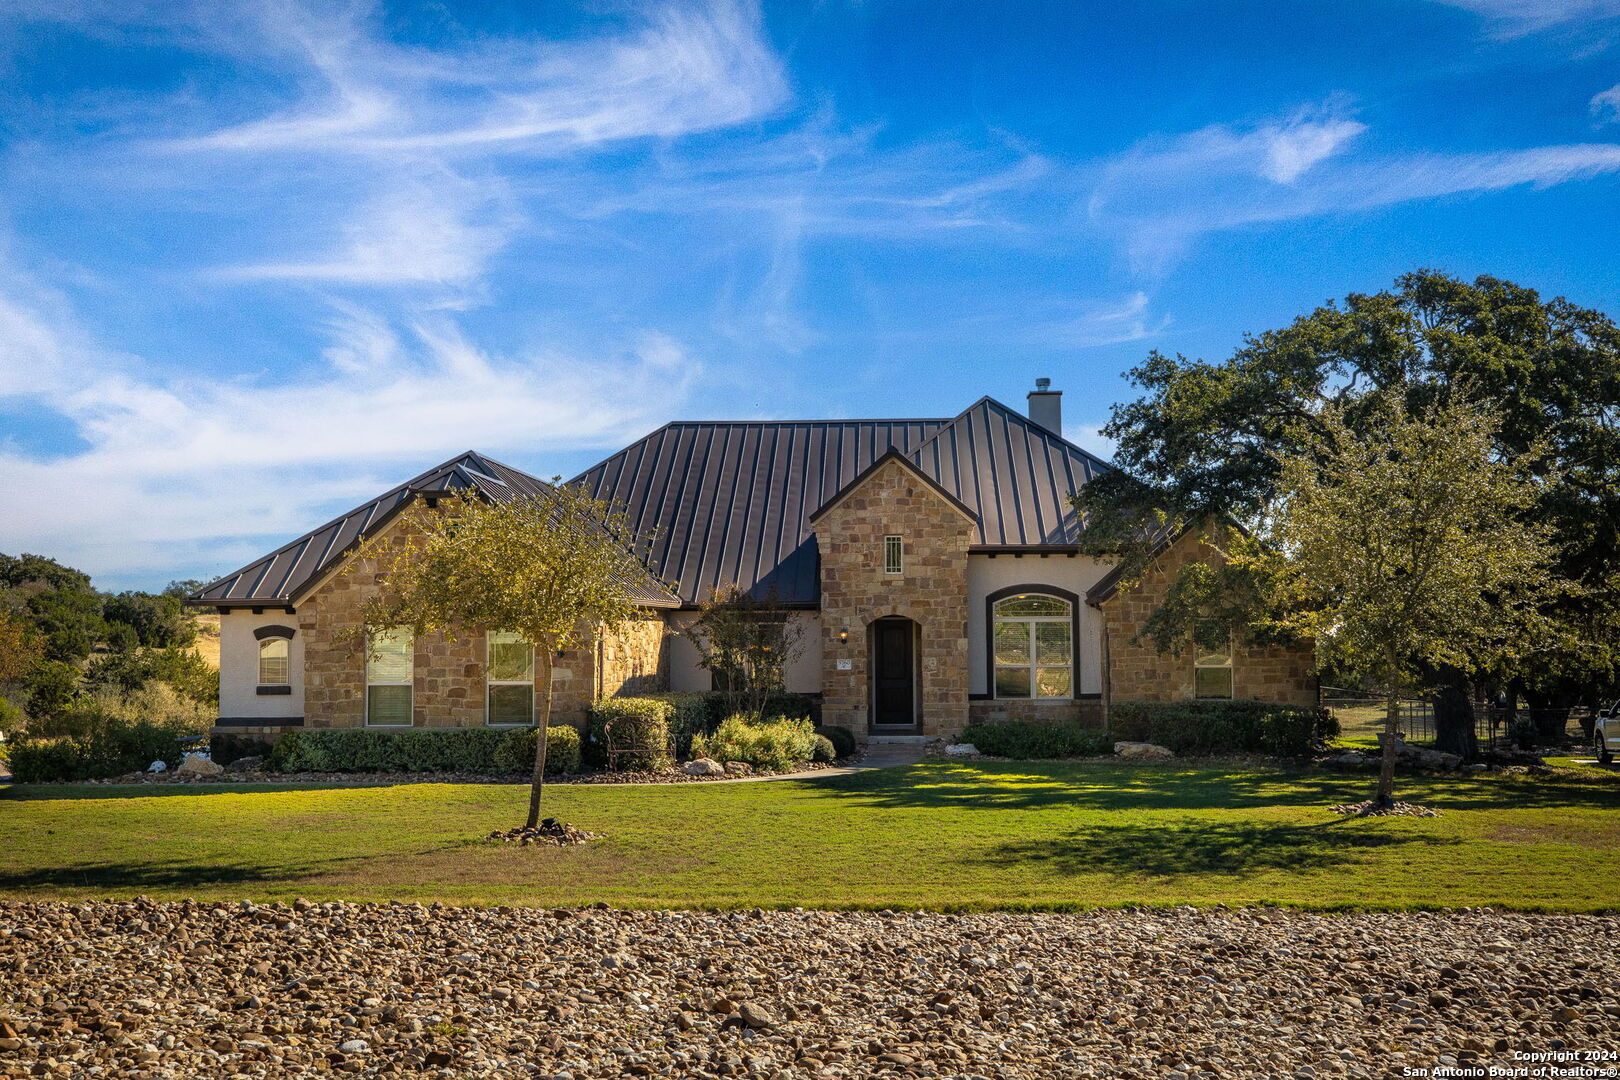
1027, 377, 1062, 436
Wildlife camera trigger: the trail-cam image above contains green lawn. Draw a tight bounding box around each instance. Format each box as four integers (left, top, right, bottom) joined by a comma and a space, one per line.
2, 762, 1617, 911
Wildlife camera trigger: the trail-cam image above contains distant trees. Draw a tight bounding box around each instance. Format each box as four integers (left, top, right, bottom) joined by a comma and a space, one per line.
1251, 398, 1555, 806
0, 552, 216, 732
1080, 270, 1620, 747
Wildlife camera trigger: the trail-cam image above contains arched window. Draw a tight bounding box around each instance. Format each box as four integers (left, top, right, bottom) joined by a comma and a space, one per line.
992, 593, 1073, 699
257, 637, 289, 685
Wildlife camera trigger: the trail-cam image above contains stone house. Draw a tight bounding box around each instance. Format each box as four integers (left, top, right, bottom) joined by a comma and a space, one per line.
188, 382, 1316, 743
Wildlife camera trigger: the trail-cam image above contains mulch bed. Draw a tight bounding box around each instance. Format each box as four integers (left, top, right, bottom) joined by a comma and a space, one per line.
48, 761, 845, 787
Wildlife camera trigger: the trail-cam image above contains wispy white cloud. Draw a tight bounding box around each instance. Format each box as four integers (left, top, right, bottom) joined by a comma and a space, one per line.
1089, 101, 1620, 271
166, 0, 788, 156
1032, 292, 1172, 348
1592, 84, 1620, 124
0, 273, 700, 584
1428, 0, 1620, 34
216, 171, 514, 287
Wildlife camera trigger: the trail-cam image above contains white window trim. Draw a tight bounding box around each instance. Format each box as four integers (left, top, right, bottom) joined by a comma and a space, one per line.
365, 629, 414, 727
883, 535, 903, 575
1193, 623, 1234, 700
486, 631, 535, 727
992, 595, 1073, 701
257, 638, 289, 686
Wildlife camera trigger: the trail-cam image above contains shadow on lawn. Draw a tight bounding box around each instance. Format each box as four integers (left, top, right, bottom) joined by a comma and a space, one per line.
799, 761, 1620, 814
984, 819, 1459, 878
0, 859, 311, 891
0, 780, 516, 802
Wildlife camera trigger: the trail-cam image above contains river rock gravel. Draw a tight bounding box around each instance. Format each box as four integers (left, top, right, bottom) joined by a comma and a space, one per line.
1, 901, 1616, 1079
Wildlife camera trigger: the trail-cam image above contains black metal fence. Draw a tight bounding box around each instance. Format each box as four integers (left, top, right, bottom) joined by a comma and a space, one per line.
1321, 686, 1586, 749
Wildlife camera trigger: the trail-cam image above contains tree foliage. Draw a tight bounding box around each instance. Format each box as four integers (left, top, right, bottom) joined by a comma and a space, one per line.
1079, 270, 1620, 704
687, 584, 805, 723
1248, 397, 1556, 804
350, 484, 659, 828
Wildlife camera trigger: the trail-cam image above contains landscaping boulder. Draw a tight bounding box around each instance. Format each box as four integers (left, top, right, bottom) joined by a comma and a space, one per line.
227, 756, 265, 773
1114, 741, 1174, 761
176, 755, 223, 778
682, 757, 725, 777
1333, 751, 1372, 767
945, 743, 981, 757
723, 761, 753, 776
1397, 745, 1462, 770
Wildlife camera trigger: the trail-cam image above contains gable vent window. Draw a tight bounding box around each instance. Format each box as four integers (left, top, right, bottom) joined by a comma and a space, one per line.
365, 629, 414, 727
1193, 621, 1234, 699
258, 638, 289, 685
883, 535, 903, 575
487, 631, 535, 726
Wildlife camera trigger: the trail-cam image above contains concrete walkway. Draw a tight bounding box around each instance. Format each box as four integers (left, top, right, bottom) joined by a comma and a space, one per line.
721, 742, 930, 783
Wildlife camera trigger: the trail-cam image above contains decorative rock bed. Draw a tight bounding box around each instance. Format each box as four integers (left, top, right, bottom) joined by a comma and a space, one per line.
0, 902, 1615, 1079
59, 760, 843, 787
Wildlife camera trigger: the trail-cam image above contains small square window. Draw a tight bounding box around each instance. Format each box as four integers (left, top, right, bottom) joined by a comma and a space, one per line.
883, 535, 903, 575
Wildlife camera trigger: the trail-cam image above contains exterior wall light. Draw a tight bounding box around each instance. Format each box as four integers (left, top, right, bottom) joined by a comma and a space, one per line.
837, 629, 849, 644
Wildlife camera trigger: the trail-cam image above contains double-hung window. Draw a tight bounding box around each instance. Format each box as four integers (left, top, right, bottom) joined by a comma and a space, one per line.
486, 631, 535, 726
365, 629, 414, 726
992, 593, 1073, 699
258, 638, 289, 685
1193, 621, 1233, 699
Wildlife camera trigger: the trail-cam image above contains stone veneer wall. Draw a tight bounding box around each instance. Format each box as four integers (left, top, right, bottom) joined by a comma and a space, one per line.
815, 459, 977, 738
1099, 527, 1316, 707
275, 522, 670, 734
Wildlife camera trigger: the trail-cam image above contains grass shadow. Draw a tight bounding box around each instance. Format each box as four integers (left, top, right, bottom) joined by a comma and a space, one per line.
984, 818, 1460, 879
0, 859, 308, 891
0, 780, 523, 801
795, 760, 1620, 814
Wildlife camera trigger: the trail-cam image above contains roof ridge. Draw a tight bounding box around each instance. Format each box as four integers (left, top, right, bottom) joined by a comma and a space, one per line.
905, 395, 1113, 473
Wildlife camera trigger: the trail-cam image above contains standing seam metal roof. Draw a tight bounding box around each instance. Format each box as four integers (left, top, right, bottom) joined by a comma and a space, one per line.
573, 397, 1111, 606
189, 451, 679, 607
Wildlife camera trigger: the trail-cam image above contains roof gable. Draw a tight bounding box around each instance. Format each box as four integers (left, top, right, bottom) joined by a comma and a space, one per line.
190, 451, 679, 608
807, 449, 978, 525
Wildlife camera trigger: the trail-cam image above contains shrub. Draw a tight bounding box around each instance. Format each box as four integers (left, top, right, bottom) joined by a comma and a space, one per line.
0, 696, 27, 738
814, 724, 857, 759
493, 725, 582, 776
267, 725, 582, 775
809, 734, 837, 763
691, 715, 820, 772
1108, 699, 1337, 757
585, 698, 674, 771
8, 719, 187, 782
960, 721, 1113, 759
650, 692, 713, 755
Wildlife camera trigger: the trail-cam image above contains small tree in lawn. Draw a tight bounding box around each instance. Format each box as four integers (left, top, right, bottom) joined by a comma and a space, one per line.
352, 484, 656, 830
688, 584, 803, 723
1249, 395, 1556, 809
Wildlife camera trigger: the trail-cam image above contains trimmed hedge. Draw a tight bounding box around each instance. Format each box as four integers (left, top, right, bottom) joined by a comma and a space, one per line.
814, 724, 857, 759
585, 698, 674, 771
1108, 699, 1338, 756
9, 721, 187, 783
492, 725, 582, 776
959, 721, 1113, 760
266, 725, 580, 775
692, 715, 821, 772
810, 734, 837, 763
208, 734, 275, 766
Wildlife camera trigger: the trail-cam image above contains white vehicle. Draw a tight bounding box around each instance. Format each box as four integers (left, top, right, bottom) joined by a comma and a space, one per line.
1595, 701, 1618, 765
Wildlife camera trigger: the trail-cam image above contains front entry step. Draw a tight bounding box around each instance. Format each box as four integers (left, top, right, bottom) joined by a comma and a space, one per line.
866, 735, 930, 745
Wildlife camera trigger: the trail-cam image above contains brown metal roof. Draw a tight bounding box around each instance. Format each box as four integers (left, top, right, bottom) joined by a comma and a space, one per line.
189, 451, 680, 609
574, 398, 1111, 606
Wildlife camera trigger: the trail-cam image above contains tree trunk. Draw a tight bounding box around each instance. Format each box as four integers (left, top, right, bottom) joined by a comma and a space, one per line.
1428, 663, 1478, 761
1375, 649, 1400, 810
525, 649, 555, 830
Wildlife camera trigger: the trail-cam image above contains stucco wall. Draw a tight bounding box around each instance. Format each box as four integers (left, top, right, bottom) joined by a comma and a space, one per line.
217, 611, 305, 723
965, 553, 1111, 698
815, 459, 976, 737
1099, 527, 1317, 707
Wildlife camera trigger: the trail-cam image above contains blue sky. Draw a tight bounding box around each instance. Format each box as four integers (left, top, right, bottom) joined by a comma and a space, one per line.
4, 0, 1620, 590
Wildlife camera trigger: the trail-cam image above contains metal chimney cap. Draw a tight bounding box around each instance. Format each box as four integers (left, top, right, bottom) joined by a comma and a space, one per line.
1034, 377, 1052, 391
